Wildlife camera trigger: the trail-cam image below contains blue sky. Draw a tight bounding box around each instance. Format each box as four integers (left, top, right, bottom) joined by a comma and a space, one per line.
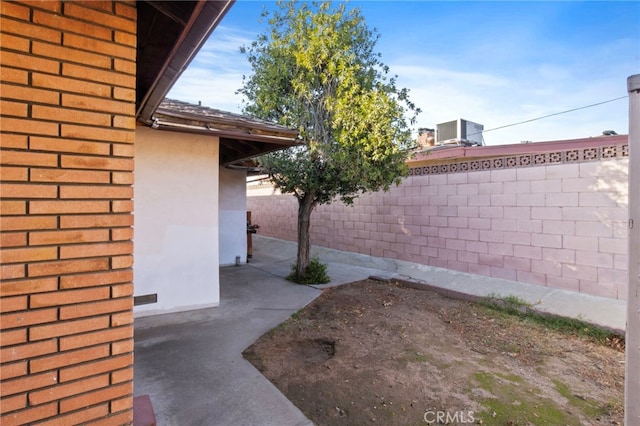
168, 1, 640, 145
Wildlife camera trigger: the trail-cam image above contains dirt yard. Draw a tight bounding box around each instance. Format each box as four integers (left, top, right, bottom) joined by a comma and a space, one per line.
243, 279, 625, 425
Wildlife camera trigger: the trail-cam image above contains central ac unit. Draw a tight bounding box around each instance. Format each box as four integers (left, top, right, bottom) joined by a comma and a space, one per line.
436, 119, 484, 146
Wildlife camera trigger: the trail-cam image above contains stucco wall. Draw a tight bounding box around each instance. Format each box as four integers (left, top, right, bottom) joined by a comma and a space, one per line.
248, 155, 629, 300
219, 167, 248, 265
134, 126, 220, 315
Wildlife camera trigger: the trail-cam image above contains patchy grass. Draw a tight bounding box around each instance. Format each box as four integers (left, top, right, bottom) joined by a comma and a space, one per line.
482, 294, 624, 348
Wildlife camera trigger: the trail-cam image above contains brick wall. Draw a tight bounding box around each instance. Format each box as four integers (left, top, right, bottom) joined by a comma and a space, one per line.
1, 1, 136, 424
248, 143, 629, 300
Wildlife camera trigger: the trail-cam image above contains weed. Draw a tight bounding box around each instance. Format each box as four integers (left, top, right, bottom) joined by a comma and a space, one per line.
287, 257, 331, 284
482, 294, 624, 347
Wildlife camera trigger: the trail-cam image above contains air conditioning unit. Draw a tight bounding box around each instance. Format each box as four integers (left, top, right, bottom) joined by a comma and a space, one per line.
436, 119, 484, 146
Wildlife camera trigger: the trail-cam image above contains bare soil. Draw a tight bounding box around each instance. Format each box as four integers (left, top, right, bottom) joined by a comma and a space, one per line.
243, 279, 625, 425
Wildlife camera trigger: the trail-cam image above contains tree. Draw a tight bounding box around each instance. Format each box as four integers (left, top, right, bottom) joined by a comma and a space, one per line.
239, 0, 419, 282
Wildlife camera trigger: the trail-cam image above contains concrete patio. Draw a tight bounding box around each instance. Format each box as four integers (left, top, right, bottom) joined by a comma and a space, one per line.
133, 235, 626, 425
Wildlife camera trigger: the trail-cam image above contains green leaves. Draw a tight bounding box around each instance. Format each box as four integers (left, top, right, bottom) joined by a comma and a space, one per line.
239, 0, 419, 207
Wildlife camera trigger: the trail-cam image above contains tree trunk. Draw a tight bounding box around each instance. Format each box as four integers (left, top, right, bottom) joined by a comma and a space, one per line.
296, 194, 316, 279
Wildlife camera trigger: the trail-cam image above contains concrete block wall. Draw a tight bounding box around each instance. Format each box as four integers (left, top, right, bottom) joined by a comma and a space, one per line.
1, 1, 136, 424
248, 154, 629, 300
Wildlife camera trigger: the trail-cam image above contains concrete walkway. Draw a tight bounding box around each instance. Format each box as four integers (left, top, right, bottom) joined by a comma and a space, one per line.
134, 235, 626, 426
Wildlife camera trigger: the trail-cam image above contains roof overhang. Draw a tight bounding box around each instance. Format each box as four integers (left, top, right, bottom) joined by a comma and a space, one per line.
153, 99, 301, 168
136, 0, 234, 123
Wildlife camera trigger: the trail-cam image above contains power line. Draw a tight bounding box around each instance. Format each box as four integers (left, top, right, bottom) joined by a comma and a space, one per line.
475, 95, 629, 136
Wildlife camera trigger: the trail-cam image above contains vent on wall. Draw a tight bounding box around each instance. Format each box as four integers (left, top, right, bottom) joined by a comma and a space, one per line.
134, 294, 158, 306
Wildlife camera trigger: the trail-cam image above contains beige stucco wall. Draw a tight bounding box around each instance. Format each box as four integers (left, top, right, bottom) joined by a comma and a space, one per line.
219, 167, 248, 265
134, 126, 220, 315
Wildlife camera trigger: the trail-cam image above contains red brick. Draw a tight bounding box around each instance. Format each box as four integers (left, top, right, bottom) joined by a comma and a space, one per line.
30, 287, 110, 308
0, 1, 30, 20
33, 73, 109, 100
112, 115, 136, 129
85, 411, 133, 426
0, 50, 60, 75
110, 395, 132, 412
29, 200, 110, 214
62, 63, 136, 88
32, 104, 112, 126
112, 143, 134, 157
0, 393, 26, 415
29, 315, 110, 341
111, 338, 133, 356
112, 86, 136, 102
0, 277, 57, 297
62, 93, 132, 115
115, 2, 136, 20
28, 258, 110, 278
35, 403, 109, 426
0, 150, 58, 168
59, 213, 133, 229
0, 183, 57, 199
0, 295, 28, 312
59, 380, 131, 413
61, 154, 133, 171
28, 373, 109, 405
110, 366, 133, 385
0, 370, 57, 397
0, 166, 28, 181
0, 401, 57, 426
0, 32, 30, 52
110, 310, 132, 327
59, 185, 133, 200
111, 172, 133, 185
111, 283, 132, 298
0, 200, 27, 215
33, 9, 112, 40
74, 1, 114, 12
60, 353, 132, 382
0, 16, 62, 43
0, 99, 28, 116
32, 41, 111, 68
114, 30, 136, 47
113, 58, 135, 75
23, 1, 62, 13
61, 123, 135, 144
64, 33, 135, 60
0, 216, 56, 232
0, 117, 59, 136
110, 227, 133, 241
0, 66, 29, 84
30, 168, 110, 184
59, 241, 132, 260
111, 200, 133, 212
0, 361, 27, 380
64, 3, 135, 32
111, 255, 133, 269
30, 136, 111, 156
29, 344, 110, 374
60, 325, 132, 351
0, 134, 28, 149
60, 270, 132, 290
29, 229, 109, 246
0, 307, 57, 330
0, 339, 57, 363
0, 232, 27, 247
0, 264, 25, 280
0, 246, 57, 264
0, 328, 27, 346
60, 297, 131, 320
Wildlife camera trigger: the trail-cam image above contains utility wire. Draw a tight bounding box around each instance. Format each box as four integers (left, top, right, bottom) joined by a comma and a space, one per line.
469, 95, 629, 137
